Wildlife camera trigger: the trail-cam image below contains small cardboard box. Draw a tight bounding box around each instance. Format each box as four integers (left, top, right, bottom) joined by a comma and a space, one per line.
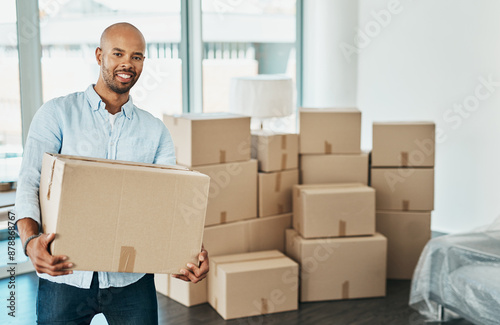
251, 131, 299, 172
39, 153, 210, 274
300, 153, 369, 185
163, 113, 251, 167
376, 210, 431, 279
194, 160, 258, 226
286, 229, 387, 302
208, 250, 299, 320
293, 183, 375, 238
155, 214, 292, 306
299, 108, 361, 154
372, 122, 435, 167
370, 168, 434, 211
258, 169, 299, 218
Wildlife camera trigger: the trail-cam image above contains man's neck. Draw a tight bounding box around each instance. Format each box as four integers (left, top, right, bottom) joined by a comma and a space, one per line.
93, 82, 129, 115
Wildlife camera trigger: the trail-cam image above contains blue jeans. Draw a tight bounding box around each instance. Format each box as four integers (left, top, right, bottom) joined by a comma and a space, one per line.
36, 272, 158, 325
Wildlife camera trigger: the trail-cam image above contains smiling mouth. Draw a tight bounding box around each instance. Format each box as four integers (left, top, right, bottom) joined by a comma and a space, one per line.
115, 72, 135, 83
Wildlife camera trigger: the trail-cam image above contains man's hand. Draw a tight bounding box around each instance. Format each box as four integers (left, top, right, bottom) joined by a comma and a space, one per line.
172, 246, 209, 283
26, 233, 74, 276
17, 218, 73, 276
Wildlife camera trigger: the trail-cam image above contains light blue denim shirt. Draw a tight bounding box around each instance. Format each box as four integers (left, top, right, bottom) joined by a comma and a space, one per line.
14, 85, 176, 289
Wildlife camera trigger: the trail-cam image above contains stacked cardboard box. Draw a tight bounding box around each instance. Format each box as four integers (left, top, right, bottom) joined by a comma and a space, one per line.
252, 130, 299, 217
288, 183, 387, 302
299, 108, 368, 185
164, 113, 257, 226
284, 108, 387, 303
155, 214, 292, 306
158, 113, 257, 306
286, 229, 386, 302
371, 122, 435, 279
292, 183, 375, 238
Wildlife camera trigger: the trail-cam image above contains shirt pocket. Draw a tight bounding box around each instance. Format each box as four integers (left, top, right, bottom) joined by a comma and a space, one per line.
116, 137, 158, 164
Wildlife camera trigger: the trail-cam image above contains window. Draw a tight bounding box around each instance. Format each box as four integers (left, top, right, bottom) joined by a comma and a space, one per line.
38, 0, 183, 118
0, 1, 23, 183
201, 0, 297, 114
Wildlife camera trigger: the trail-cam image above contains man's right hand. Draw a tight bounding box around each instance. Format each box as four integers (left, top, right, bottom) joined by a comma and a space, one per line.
26, 233, 74, 276
17, 218, 73, 276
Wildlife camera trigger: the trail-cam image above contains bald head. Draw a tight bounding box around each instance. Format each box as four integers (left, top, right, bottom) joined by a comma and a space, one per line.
99, 22, 146, 52
94, 22, 146, 100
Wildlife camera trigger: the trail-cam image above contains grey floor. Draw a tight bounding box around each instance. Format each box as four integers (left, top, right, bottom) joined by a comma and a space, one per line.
0, 272, 473, 325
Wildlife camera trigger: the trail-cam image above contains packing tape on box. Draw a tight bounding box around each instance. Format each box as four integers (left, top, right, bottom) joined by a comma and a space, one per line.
281, 153, 287, 170
220, 150, 226, 163
47, 159, 57, 200
261, 298, 269, 314
275, 172, 282, 192
118, 246, 136, 273
402, 200, 410, 211
324, 141, 332, 154
281, 135, 287, 150
401, 152, 409, 167
342, 281, 349, 299
338, 220, 346, 237
220, 211, 227, 224
277, 204, 284, 214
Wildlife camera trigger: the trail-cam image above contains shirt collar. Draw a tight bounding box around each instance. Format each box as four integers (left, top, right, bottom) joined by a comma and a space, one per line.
85, 84, 135, 120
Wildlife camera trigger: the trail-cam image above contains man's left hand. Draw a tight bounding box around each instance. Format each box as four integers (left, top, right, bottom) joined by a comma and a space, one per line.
172, 246, 209, 283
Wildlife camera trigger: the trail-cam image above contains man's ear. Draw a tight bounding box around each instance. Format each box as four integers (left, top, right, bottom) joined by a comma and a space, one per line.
95, 47, 103, 66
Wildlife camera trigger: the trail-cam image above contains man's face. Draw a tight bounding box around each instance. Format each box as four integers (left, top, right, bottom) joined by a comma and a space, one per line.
96, 29, 145, 94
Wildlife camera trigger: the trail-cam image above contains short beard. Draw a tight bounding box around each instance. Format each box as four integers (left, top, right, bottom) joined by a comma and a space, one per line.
101, 62, 137, 94
108, 82, 131, 94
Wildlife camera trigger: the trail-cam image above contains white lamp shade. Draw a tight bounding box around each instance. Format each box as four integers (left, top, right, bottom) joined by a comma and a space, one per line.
229, 74, 294, 118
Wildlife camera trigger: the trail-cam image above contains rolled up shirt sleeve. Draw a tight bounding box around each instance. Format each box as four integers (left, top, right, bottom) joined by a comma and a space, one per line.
14, 100, 62, 228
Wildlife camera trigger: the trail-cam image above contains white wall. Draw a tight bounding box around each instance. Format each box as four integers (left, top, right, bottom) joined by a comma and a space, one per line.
357, 0, 500, 233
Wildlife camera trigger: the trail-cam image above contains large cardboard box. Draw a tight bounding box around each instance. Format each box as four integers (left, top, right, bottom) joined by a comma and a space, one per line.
251, 131, 299, 172
299, 108, 361, 154
286, 229, 387, 302
195, 160, 257, 226
372, 122, 435, 167
258, 169, 299, 217
376, 210, 431, 279
39, 153, 210, 274
370, 168, 434, 211
163, 113, 251, 167
208, 250, 299, 320
155, 214, 292, 306
293, 183, 375, 238
300, 153, 369, 185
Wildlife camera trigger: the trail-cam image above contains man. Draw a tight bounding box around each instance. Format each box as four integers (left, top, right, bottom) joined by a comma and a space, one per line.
14, 23, 208, 324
